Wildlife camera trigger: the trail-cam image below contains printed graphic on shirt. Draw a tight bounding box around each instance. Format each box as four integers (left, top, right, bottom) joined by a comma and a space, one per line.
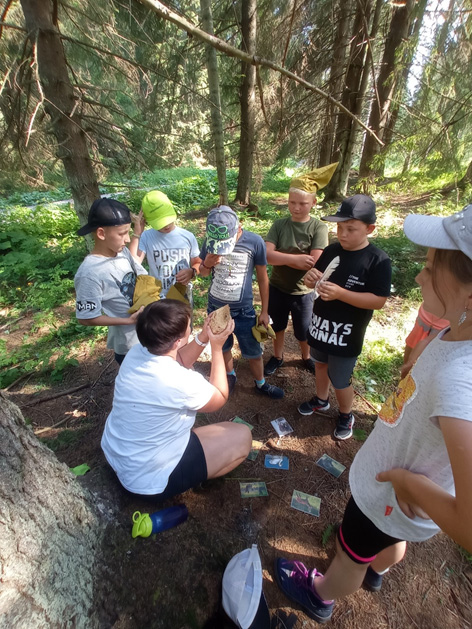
76, 300, 98, 313
151, 247, 190, 291
308, 314, 353, 347
345, 274, 366, 289
378, 372, 416, 427
210, 251, 250, 303
119, 271, 137, 306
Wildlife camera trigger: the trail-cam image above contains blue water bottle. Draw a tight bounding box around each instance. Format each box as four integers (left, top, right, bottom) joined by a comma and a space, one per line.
132, 505, 188, 538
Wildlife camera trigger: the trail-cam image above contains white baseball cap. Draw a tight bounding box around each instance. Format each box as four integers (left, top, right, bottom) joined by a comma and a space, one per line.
403, 205, 472, 262
222, 545, 270, 628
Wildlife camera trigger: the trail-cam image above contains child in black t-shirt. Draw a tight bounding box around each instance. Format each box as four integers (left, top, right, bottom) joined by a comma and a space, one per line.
298, 195, 391, 440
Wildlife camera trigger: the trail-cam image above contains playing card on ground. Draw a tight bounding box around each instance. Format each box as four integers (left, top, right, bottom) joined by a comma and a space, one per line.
264, 454, 289, 469
270, 417, 294, 437
240, 481, 268, 497
316, 453, 346, 478
291, 490, 321, 516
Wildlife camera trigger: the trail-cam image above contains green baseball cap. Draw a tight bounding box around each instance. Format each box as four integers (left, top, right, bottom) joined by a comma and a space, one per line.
141, 190, 177, 230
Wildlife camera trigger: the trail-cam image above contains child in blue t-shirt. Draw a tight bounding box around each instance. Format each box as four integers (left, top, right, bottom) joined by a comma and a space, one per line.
199, 206, 284, 399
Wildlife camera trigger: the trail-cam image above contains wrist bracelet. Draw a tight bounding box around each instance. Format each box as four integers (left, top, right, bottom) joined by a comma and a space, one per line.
132, 233, 141, 238
201, 261, 212, 270
194, 332, 208, 347
191, 267, 197, 277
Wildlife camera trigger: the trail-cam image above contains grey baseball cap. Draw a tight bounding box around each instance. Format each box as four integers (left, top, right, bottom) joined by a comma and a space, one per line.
403, 205, 472, 262
205, 206, 240, 255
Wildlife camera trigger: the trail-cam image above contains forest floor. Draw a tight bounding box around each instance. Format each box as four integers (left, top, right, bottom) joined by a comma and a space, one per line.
6, 302, 472, 629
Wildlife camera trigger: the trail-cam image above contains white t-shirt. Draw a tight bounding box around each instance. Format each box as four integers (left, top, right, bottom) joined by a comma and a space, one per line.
350, 330, 472, 542
138, 227, 200, 296
101, 343, 214, 494
74, 248, 147, 354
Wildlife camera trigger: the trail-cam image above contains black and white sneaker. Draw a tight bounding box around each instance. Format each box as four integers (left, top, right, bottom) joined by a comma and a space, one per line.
298, 396, 330, 416
264, 355, 284, 375
333, 413, 354, 440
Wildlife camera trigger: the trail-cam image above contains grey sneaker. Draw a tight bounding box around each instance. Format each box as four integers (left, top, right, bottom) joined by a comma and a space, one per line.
255, 381, 284, 399
363, 566, 385, 592
298, 396, 330, 416
264, 355, 284, 375
333, 413, 354, 440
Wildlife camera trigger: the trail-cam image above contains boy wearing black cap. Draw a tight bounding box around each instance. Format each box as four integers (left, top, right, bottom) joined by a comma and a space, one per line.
298, 194, 391, 439
75, 198, 147, 365
199, 206, 284, 399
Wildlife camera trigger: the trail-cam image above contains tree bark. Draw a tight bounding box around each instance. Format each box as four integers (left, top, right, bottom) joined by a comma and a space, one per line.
235, 0, 257, 206
0, 392, 103, 628
19, 0, 100, 229
200, 0, 228, 205
359, 0, 415, 178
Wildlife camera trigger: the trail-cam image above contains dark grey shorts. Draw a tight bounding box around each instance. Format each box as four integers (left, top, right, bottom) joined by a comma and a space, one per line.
310, 347, 358, 389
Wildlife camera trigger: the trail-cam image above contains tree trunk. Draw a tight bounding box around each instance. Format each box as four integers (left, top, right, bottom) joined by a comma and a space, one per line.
200, 0, 228, 205
235, 0, 257, 206
318, 0, 352, 167
324, 0, 382, 200
0, 393, 103, 628
19, 0, 100, 229
359, 0, 415, 179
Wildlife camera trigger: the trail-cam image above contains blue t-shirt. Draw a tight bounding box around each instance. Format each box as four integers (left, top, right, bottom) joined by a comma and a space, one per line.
200, 230, 267, 312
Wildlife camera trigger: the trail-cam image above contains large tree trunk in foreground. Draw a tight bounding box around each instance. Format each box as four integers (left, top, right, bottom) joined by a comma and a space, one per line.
235, 0, 257, 206
0, 393, 103, 628
20, 0, 100, 229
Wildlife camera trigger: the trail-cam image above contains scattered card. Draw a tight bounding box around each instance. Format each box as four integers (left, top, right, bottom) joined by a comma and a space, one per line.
291, 490, 321, 517
232, 416, 254, 430
316, 454, 346, 478
264, 454, 289, 470
240, 481, 268, 498
271, 417, 294, 437
247, 440, 264, 461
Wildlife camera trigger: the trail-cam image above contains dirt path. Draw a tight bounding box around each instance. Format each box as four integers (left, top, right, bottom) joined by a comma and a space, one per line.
6, 308, 472, 629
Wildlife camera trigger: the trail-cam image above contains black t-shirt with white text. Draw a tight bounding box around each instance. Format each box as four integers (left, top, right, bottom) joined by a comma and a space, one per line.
307, 242, 391, 357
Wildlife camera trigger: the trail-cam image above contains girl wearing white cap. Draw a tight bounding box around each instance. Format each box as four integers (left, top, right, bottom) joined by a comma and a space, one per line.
275, 206, 472, 624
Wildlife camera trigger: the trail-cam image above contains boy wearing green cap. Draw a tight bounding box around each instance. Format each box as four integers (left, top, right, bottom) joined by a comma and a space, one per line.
130, 190, 201, 297
264, 164, 337, 376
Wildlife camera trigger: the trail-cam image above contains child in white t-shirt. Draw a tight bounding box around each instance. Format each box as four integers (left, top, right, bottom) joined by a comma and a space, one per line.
129, 190, 201, 297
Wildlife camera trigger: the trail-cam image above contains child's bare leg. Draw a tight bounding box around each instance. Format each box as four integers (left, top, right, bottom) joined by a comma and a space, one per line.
314, 538, 368, 600
315, 362, 330, 399
334, 385, 354, 414
299, 340, 311, 361
249, 356, 264, 381
371, 541, 406, 573
223, 350, 233, 373
272, 330, 285, 359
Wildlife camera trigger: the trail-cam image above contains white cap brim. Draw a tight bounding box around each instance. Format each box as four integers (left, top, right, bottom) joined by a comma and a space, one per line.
403, 214, 457, 250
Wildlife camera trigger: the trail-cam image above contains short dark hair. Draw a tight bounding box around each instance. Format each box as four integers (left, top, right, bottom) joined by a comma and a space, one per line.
136, 300, 191, 355
432, 248, 472, 315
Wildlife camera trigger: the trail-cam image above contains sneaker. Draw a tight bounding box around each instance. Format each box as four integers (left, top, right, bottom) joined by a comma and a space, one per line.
227, 374, 237, 396
255, 381, 284, 399
274, 558, 334, 623
264, 355, 284, 375
333, 413, 354, 440
302, 357, 316, 372
363, 566, 385, 592
298, 396, 330, 416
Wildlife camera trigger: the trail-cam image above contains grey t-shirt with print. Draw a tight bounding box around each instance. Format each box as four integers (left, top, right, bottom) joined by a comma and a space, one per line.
74, 247, 147, 355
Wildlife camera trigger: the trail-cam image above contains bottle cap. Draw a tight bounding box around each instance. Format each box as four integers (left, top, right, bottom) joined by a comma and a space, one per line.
132, 511, 152, 538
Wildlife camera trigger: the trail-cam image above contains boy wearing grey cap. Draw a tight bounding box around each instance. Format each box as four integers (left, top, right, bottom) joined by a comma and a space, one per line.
199, 206, 284, 399
298, 195, 391, 439
74, 198, 147, 365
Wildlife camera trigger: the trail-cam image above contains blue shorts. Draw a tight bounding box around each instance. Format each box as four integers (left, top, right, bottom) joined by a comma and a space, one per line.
310, 347, 358, 389
208, 305, 262, 360
268, 285, 314, 341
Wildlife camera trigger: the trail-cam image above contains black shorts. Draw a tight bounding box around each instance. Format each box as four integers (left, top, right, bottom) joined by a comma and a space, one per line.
124, 432, 208, 503
338, 497, 405, 564
268, 285, 314, 341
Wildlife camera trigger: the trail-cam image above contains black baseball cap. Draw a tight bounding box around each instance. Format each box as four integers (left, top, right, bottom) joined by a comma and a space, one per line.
77, 198, 132, 236
322, 194, 376, 224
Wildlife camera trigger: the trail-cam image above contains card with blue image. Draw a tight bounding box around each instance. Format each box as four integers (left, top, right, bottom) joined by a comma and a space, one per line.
264, 454, 289, 470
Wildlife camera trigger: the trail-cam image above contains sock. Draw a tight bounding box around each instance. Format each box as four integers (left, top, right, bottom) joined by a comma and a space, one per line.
255, 378, 265, 388
226, 369, 236, 376
338, 411, 352, 420
372, 567, 389, 576
316, 396, 329, 405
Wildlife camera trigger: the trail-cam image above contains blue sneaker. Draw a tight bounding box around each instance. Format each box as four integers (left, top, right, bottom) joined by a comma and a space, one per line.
255, 381, 284, 399
274, 558, 334, 623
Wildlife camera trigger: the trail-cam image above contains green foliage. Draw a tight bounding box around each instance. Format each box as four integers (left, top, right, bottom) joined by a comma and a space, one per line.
41, 428, 86, 452
321, 523, 335, 548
